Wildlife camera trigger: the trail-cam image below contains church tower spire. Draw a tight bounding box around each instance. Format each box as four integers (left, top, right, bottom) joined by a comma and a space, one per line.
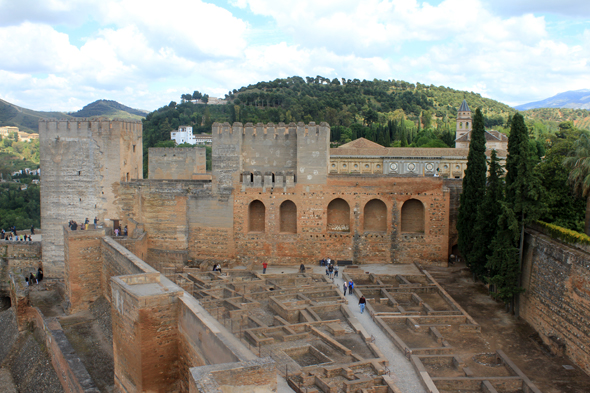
456, 99, 472, 143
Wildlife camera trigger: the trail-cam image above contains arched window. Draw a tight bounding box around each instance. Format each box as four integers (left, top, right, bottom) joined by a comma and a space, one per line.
401, 199, 425, 233
280, 200, 297, 233
460, 122, 463, 129
466, 122, 469, 128
248, 200, 265, 232
327, 198, 350, 232
364, 199, 387, 232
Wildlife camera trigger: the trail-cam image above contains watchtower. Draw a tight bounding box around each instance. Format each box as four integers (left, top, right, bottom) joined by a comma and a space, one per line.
39, 118, 143, 279
455, 99, 472, 141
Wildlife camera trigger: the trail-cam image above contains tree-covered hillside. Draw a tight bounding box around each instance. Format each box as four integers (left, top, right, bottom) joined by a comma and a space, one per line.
69, 99, 147, 120
142, 76, 518, 174
0, 98, 69, 133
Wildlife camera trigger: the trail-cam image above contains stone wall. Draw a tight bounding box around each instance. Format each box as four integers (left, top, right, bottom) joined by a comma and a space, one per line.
40, 119, 143, 279
520, 227, 590, 374
148, 147, 206, 180
0, 242, 42, 293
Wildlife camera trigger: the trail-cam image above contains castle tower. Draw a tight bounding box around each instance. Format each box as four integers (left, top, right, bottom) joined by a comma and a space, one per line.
455, 99, 472, 146
39, 119, 143, 279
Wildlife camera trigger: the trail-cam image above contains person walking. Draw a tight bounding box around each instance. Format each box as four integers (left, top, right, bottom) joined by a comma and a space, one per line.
343, 281, 348, 294
328, 264, 334, 278
334, 265, 339, 278
29, 272, 36, 285
359, 295, 366, 314
30, 225, 34, 235
94, 217, 98, 230
262, 262, 268, 274
348, 280, 354, 295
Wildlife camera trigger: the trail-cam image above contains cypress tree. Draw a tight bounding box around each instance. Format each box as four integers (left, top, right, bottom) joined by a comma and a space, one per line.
486, 202, 523, 305
470, 149, 504, 279
457, 108, 487, 268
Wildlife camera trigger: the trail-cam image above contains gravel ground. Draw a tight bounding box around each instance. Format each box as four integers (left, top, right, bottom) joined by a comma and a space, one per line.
6, 333, 64, 393
0, 308, 19, 363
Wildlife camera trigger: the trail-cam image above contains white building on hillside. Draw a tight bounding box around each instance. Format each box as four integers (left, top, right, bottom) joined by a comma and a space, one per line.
171, 126, 196, 144
171, 126, 212, 145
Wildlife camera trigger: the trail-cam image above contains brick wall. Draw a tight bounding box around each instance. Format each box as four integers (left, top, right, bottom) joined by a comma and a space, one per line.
520, 228, 590, 374
64, 227, 105, 314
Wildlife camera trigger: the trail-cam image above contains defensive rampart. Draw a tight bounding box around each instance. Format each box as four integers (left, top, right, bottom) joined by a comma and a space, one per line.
520, 226, 590, 374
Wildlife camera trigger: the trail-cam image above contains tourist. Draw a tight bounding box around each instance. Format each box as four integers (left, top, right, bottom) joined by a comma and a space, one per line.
29, 272, 36, 285
114, 228, 120, 236
359, 295, 366, 314
262, 262, 268, 274
123, 226, 128, 236
36, 267, 43, 283
328, 264, 334, 278
25, 276, 29, 286
320, 258, 325, 266
348, 280, 354, 295
30, 225, 35, 235
334, 265, 339, 278
212, 264, 217, 271
94, 217, 98, 230
85, 218, 90, 230
299, 263, 306, 273
1, 229, 4, 240
343, 281, 348, 294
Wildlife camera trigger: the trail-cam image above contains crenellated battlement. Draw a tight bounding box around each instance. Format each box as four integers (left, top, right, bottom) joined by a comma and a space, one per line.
39, 118, 142, 139
212, 122, 330, 139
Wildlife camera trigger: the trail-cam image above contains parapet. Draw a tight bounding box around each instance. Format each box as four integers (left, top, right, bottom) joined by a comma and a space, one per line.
212, 121, 330, 140
39, 118, 143, 139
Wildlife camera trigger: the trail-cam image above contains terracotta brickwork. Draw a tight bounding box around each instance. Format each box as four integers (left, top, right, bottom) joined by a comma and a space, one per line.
64, 227, 105, 314
520, 228, 590, 374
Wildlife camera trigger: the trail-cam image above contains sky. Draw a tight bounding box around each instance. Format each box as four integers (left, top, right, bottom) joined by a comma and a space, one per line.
0, 0, 589, 112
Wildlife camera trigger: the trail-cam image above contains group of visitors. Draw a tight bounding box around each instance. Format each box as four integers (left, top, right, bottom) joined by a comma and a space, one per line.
1, 226, 34, 242
325, 262, 338, 279
212, 264, 222, 273
25, 267, 43, 286
114, 226, 128, 237
343, 280, 354, 295
69, 217, 102, 231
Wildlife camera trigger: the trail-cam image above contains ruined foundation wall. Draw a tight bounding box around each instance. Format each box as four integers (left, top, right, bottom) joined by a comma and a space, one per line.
0, 242, 42, 293
520, 227, 590, 374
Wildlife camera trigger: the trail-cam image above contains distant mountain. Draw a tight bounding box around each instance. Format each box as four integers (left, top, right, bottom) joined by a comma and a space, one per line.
69, 100, 147, 120
515, 89, 590, 110
0, 98, 70, 133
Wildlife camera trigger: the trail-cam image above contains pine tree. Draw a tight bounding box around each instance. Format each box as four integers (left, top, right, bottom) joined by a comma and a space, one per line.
486, 202, 523, 305
470, 149, 504, 279
457, 108, 487, 268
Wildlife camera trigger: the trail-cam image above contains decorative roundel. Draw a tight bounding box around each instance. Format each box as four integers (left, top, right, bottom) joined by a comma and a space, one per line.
331, 164, 336, 168
376, 164, 381, 168
408, 163, 416, 171
425, 163, 434, 171
444, 165, 449, 169
455, 165, 460, 170
365, 164, 370, 168
389, 163, 398, 171
343, 164, 347, 168
354, 164, 358, 168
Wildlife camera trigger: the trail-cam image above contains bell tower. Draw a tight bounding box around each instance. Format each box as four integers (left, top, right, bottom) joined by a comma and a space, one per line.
456, 99, 472, 141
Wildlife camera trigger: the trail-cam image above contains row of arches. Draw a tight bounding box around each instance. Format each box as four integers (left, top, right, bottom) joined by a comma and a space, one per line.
248, 198, 425, 234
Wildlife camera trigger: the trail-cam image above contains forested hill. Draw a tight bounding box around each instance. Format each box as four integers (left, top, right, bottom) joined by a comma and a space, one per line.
69, 99, 147, 120
142, 76, 515, 150
0, 98, 70, 133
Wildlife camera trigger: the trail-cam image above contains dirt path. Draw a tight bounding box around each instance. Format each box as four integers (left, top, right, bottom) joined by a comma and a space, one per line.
428, 264, 590, 393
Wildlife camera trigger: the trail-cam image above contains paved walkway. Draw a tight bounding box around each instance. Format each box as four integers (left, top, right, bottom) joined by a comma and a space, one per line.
255, 263, 427, 392
331, 272, 427, 393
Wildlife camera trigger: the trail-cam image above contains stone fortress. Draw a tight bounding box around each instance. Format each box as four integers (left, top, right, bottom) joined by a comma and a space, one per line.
1, 100, 588, 393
